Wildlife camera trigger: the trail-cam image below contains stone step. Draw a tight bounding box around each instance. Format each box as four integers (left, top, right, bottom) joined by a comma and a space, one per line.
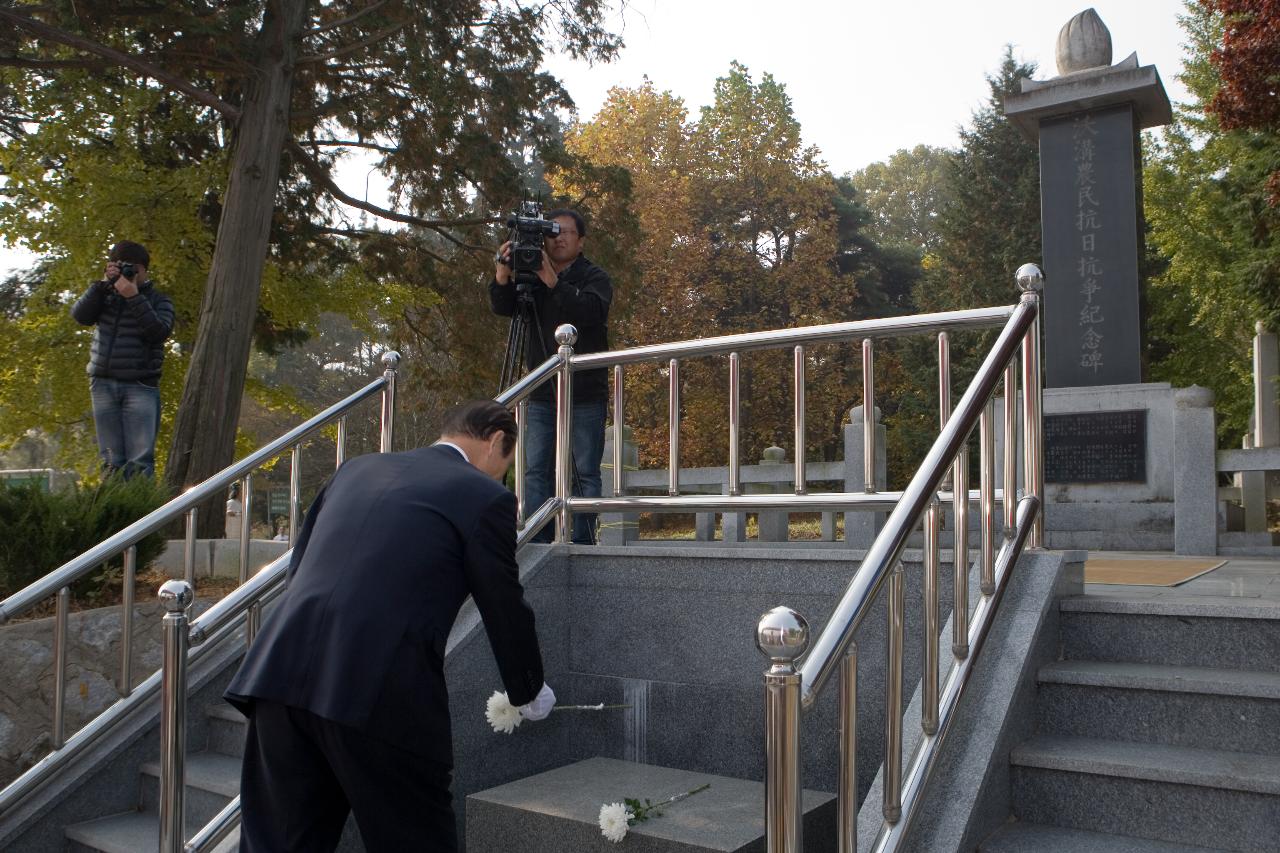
138, 751, 240, 833
1010, 735, 1280, 850
206, 702, 248, 758
466, 757, 835, 852
1059, 595, 1280, 672
1036, 660, 1280, 755
979, 821, 1222, 852
65, 809, 238, 853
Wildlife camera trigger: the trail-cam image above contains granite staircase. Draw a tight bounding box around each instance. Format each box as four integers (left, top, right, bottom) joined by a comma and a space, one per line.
62, 702, 244, 853
981, 594, 1280, 852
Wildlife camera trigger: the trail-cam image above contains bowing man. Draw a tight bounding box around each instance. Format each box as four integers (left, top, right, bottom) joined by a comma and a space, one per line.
226, 399, 556, 852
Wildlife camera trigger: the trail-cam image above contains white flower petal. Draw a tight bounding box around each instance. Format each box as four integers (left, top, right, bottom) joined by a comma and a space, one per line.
598, 802, 631, 843
485, 690, 523, 734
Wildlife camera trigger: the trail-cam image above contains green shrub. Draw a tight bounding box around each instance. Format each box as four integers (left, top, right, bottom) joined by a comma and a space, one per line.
0, 476, 171, 601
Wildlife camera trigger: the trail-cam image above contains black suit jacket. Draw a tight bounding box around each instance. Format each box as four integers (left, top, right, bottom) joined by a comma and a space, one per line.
226, 444, 544, 764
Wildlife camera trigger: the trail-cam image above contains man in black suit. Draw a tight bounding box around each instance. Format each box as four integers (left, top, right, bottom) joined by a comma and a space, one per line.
226, 400, 555, 852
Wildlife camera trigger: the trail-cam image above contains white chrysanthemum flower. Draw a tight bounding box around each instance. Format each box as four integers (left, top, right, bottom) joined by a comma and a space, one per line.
485, 690, 523, 734
598, 802, 632, 843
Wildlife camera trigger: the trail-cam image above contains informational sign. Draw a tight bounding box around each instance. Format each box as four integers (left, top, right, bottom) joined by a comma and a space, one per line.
1040, 104, 1143, 387
268, 489, 290, 519
1044, 410, 1147, 483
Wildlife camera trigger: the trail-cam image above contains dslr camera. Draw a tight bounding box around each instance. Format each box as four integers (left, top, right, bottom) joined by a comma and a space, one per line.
105, 262, 137, 288
503, 201, 560, 288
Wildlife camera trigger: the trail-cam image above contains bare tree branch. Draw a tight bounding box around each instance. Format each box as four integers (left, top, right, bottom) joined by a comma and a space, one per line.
307, 137, 399, 154
287, 139, 499, 237
304, 0, 392, 36
298, 20, 408, 64
0, 8, 239, 119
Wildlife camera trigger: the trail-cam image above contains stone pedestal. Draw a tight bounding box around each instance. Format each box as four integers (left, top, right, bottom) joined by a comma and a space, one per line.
843, 405, 885, 548
466, 757, 836, 852
1173, 386, 1218, 555
1005, 53, 1171, 389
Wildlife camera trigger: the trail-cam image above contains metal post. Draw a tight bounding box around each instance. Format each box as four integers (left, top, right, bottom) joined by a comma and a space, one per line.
118, 547, 136, 697
289, 445, 301, 545
379, 350, 400, 453
980, 400, 996, 595
668, 357, 680, 496
794, 345, 806, 494
1016, 264, 1045, 548
184, 508, 198, 588
884, 564, 905, 822
52, 586, 70, 749
613, 365, 624, 497
863, 339, 876, 493
938, 332, 952, 491
555, 325, 578, 543
922, 498, 941, 735
335, 416, 347, 468
837, 645, 858, 853
1003, 362, 1017, 537
238, 475, 253, 586
158, 580, 193, 852
757, 607, 808, 853
729, 353, 741, 496
247, 602, 261, 647
953, 442, 970, 659
515, 401, 527, 521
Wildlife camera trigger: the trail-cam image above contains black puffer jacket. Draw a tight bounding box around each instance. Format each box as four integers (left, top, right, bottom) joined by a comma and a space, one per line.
71, 280, 175, 384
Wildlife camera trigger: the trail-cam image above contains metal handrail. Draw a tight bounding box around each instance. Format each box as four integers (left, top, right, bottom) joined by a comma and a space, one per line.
0, 351, 400, 821
570, 305, 1016, 369
755, 265, 1046, 853
0, 355, 399, 624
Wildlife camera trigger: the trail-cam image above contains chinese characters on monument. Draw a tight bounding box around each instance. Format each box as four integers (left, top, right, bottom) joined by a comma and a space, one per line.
1039, 104, 1144, 387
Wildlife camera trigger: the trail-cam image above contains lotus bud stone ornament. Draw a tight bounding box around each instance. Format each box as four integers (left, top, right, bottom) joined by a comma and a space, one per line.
1056, 9, 1113, 75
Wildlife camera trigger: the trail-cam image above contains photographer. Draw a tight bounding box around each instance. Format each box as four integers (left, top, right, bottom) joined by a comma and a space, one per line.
490, 208, 613, 544
70, 241, 174, 479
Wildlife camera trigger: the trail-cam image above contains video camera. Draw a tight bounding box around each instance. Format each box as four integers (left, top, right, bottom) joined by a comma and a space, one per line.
503, 200, 560, 288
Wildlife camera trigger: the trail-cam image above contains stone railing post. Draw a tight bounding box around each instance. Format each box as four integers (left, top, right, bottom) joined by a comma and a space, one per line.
1244, 323, 1279, 531
843, 405, 885, 548
754, 446, 790, 542
1173, 385, 1218, 556
599, 424, 640, 545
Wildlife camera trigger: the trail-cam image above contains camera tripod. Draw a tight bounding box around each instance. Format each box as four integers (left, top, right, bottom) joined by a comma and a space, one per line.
498, 281, 596, 545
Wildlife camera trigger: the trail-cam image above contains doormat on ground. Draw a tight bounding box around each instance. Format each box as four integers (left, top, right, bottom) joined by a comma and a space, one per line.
1084, 557, 1226, 586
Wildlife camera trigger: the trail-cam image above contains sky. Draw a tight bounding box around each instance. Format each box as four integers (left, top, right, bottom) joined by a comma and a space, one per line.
0, 1, 1195, 275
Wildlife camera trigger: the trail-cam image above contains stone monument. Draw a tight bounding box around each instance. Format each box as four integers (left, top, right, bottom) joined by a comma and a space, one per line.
1004, 8, 1171, 388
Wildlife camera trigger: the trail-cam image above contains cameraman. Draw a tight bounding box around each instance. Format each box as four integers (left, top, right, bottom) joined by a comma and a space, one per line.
70, 241, 174, 479
490, 208, 612, 544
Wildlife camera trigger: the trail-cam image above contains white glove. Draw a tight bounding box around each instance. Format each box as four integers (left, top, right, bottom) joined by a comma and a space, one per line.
518, 682, 556, 721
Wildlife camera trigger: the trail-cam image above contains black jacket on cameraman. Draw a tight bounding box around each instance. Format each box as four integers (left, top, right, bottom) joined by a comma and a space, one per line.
70, 279, 175, 386
489, 254, 612, 402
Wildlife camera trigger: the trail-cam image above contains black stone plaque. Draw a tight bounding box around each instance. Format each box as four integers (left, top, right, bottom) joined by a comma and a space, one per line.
1040, 104, 1143, 387
1044, 409, 1147, 483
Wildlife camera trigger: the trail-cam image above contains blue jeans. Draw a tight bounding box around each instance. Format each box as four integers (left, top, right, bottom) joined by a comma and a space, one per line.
524, 399, 606, 543
89, 377, 161, 479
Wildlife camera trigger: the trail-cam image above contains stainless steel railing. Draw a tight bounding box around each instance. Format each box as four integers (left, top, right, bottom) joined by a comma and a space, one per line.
753, 264, 1045, 853
0, 350, 401, 819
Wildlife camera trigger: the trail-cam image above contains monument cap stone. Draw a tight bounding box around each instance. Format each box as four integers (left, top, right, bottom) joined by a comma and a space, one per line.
1056, 8, 1113, 75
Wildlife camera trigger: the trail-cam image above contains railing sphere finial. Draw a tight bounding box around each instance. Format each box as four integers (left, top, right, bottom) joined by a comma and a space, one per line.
1015, 263, 1045, 293
158, 579, 193, 613
756, 606, 809, 665
555, 324, 578, 347
381, 350, 401, 370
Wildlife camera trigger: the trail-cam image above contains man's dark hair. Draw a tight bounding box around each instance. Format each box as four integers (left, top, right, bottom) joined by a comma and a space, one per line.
109, 240, 151, 268
545, 208, 586, 238
440, 400, 518, 455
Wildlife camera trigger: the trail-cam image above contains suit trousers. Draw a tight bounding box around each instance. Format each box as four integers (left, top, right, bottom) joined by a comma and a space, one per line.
239, 701, 457, 853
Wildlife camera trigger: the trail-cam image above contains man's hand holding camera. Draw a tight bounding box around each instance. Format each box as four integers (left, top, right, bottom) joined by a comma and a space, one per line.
103, 260, 142, 298
493, 241, 557, 289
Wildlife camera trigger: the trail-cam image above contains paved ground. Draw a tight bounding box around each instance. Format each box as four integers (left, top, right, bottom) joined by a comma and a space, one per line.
1084, 552, 1280, 602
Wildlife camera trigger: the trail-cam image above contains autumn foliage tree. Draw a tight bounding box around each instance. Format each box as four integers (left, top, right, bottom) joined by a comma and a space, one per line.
550, 66, 878, 469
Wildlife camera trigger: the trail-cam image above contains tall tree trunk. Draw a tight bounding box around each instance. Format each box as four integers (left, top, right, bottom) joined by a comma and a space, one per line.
165, 0, 310, 536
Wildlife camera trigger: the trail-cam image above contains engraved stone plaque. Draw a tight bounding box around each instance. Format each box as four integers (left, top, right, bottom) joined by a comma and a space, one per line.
1044, 409, 1147, 483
